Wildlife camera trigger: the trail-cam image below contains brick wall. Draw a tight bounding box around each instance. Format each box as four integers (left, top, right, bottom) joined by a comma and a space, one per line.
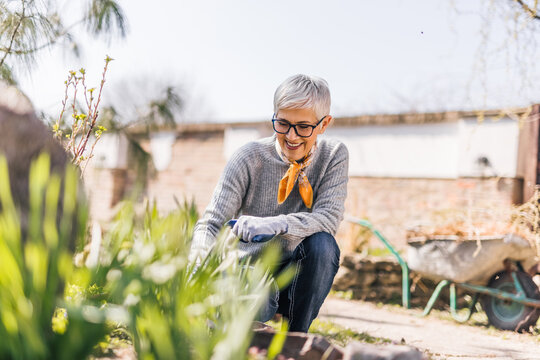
339, 176, 523, 252
144, 131, 227, 215
84, 167, 128, 222
85, 133, 523, 254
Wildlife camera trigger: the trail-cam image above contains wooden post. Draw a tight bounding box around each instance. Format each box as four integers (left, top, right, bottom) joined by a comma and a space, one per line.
517, 104, 540, 203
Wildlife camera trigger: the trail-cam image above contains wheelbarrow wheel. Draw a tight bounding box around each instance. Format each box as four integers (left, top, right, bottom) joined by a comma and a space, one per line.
481, 271, 540, 332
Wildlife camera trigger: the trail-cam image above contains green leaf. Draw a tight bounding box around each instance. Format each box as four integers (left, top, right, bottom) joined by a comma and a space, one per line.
0, 63, 17, 85
86, 0, 128, 38
267, 320, 288, 360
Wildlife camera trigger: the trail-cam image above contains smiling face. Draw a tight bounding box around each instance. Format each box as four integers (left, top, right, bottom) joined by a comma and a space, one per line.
275, 108, 332, 161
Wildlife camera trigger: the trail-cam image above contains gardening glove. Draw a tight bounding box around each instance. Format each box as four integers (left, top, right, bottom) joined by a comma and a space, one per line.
231, 215, 288, 243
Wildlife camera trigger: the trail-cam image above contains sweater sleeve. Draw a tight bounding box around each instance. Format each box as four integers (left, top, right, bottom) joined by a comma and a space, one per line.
189, 148, 250, 262
281, 142, 349, 242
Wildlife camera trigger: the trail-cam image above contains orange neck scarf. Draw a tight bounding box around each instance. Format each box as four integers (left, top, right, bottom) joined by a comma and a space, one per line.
276, 141, 316, 208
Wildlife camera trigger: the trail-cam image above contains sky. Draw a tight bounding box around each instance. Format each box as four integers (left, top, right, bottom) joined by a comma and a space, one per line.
17, 0, 540, 123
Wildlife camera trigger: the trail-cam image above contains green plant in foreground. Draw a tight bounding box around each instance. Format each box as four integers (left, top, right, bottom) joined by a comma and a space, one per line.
1, 153, 281, 359
0, 153, 110, 360
88, 200, 278, 360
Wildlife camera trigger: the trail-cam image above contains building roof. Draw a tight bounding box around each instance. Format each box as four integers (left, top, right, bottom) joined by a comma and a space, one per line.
128, 107, 532, 136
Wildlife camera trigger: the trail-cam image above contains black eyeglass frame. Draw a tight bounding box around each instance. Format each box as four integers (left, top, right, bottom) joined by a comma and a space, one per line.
271, 114, 327, 138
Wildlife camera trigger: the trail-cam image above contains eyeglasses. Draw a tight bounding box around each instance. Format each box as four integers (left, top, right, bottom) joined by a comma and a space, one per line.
271, 115, 326, 138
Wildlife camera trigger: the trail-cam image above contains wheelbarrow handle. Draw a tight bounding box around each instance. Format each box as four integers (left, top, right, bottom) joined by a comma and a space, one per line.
226, 219, 275, 243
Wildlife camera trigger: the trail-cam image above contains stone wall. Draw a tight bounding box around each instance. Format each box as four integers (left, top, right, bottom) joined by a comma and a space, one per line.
332, 253, 472, 309
333, 254, 405, 304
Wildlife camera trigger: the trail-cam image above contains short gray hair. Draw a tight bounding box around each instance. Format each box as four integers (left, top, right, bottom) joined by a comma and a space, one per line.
273, 74, 331, 119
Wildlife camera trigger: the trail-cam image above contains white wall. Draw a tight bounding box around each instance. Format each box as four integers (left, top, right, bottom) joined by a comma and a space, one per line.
326, 122, 459, 178
149, 132, 176, 171
457, 118, 519, 178
223, 117, 520, 179
91, 133, 129, 169
224, 127, 263, 159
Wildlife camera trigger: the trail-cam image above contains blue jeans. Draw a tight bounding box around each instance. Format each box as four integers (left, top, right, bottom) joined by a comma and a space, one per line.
259, 232, 340, 332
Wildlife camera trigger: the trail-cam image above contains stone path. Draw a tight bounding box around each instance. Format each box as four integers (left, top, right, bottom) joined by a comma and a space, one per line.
320, 297, 540, 360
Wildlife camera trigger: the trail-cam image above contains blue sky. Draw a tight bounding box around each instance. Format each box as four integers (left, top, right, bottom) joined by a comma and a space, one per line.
18, 0, 540, 122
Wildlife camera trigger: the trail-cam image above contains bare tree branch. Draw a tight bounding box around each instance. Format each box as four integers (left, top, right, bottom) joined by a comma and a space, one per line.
0, 0, 27, 68
513, 0, 540, 20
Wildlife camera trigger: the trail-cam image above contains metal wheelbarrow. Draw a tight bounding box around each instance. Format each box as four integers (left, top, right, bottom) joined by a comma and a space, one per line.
346, 217, 540, 332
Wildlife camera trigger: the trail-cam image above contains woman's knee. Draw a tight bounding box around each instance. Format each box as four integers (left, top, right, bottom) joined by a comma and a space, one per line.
302, 232, 340, 267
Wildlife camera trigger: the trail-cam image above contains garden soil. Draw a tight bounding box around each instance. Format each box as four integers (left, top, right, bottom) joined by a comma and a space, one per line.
320, 296, 540, 360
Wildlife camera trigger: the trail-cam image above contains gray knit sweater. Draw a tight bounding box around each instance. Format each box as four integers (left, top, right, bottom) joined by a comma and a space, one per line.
190, 134, 349, 261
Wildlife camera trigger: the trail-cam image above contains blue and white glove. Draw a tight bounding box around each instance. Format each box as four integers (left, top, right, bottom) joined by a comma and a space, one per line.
230, 215, 288, 243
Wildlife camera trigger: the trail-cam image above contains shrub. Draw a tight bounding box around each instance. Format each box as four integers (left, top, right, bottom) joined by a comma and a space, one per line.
0, 153, 276, 360
92, 200, 276, 359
